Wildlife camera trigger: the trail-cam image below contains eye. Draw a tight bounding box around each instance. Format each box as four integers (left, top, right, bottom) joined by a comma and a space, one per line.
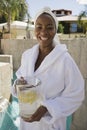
35, 25, 42, 30
46, 25, 54, 30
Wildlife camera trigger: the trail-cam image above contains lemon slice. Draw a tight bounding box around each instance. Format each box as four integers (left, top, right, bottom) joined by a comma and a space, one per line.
18, 91, 38, 104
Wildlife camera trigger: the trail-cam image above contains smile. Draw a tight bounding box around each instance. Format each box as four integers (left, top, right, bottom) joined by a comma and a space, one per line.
39, 36, 48, 41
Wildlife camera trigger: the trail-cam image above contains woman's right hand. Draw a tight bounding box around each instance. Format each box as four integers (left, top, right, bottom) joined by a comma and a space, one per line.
14, 77, 27, 93
16, 77, 27, 85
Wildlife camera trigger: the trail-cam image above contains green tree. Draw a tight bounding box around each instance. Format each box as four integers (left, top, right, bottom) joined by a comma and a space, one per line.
78, 6, 87, 34
16, 0, 28, 21
0, 15, 6, 23
0, 0, 28, 33
57, 23, 64, 33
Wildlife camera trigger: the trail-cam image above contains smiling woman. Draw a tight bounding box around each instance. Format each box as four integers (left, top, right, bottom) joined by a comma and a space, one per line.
35, 14, 56, 44
34, 13, 56, 70
11, 7, 84, 130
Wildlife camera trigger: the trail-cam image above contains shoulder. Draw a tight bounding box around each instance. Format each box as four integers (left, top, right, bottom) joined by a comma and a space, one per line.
64, 52, 79, 72
22, 44, 38, 58
64, 52, 75, 64
22, 48, 32, 57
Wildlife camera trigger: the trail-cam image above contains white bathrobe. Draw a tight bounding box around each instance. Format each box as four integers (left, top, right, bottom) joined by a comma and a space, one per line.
12, 43, 84, 130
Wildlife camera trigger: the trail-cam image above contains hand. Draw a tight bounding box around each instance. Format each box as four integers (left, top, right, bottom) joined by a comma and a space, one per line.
14, 77, 27, 93
22, 106, 47, 122
16, 77, 27, 85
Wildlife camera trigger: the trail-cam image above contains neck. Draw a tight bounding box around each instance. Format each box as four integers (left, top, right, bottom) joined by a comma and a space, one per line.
39, 45, 54, 56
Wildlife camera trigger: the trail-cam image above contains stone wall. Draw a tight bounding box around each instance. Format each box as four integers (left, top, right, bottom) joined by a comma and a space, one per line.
0, 62, 11, 100
0, 55, 13, 79
1, 38, 87, 130
1, 39, 37, 71
0, 55, 13, 103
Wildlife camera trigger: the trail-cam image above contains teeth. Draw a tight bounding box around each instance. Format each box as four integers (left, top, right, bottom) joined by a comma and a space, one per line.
41, 37, 48, 41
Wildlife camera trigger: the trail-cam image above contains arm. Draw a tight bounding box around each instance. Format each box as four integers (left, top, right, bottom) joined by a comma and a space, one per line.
11, 52, 27, 97
11, 77, 27, 97
40, 54, 85, 123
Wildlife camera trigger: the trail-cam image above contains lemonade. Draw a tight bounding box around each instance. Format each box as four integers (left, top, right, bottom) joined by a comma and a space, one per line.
18, 89, 38, 104
16, 77, 42, 118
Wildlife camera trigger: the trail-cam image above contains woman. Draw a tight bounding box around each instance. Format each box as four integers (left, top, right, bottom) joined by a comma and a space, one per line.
12, 7, 84, 130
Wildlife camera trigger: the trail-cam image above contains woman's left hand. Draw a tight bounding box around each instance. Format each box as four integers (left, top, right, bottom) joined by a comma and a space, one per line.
22, 106, 47, 122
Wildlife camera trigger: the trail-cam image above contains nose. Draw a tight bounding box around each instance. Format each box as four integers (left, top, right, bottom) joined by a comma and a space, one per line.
40, 27, 48, 35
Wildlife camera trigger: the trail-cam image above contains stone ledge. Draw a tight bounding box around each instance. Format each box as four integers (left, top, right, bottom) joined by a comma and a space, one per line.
0, 55, 13, 79
0, 62, 12, 100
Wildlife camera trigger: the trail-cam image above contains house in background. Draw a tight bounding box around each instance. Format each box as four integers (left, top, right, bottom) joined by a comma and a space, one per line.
0, 21, 34, 39
52, 9, 87, 34
52, 9, 72, 17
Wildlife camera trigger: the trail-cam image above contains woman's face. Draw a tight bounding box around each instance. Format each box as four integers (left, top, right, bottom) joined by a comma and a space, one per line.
35, 13, 56, 48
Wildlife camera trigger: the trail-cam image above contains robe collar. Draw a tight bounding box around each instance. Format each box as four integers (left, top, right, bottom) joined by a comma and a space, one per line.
28, 43, 67, 76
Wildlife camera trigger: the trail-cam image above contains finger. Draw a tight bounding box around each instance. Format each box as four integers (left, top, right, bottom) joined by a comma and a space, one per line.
32, 115, 41, 121
30, 112, 42, 121
20, 77, 24, 80
22, 116, 33, 122
20, 77, 27, 84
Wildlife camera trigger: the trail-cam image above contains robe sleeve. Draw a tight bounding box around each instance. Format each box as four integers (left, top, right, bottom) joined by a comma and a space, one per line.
40, 54, 85, 123
16, 52, 27, 79
11, 52, 26, 97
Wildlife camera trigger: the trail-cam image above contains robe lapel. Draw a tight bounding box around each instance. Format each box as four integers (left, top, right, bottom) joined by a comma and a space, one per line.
27, 44, 39, 76
34, 44, 67, 76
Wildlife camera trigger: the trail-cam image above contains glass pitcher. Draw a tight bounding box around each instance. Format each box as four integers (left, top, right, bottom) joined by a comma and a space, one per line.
16, 77, 42, 118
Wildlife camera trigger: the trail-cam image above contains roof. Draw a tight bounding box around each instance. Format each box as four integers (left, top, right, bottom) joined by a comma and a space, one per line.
0, 21, 34, 30
57, 15, 87, 21
52, 9, 72, 13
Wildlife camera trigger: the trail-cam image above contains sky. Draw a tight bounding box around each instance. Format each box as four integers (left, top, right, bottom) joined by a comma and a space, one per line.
26, 0, 86, 19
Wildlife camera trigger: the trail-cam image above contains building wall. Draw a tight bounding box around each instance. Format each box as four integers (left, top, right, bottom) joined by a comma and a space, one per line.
0, 28, 34, 39
1, 38, 87, 130
1, 39, 37, 71
0, 62, 11, 100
